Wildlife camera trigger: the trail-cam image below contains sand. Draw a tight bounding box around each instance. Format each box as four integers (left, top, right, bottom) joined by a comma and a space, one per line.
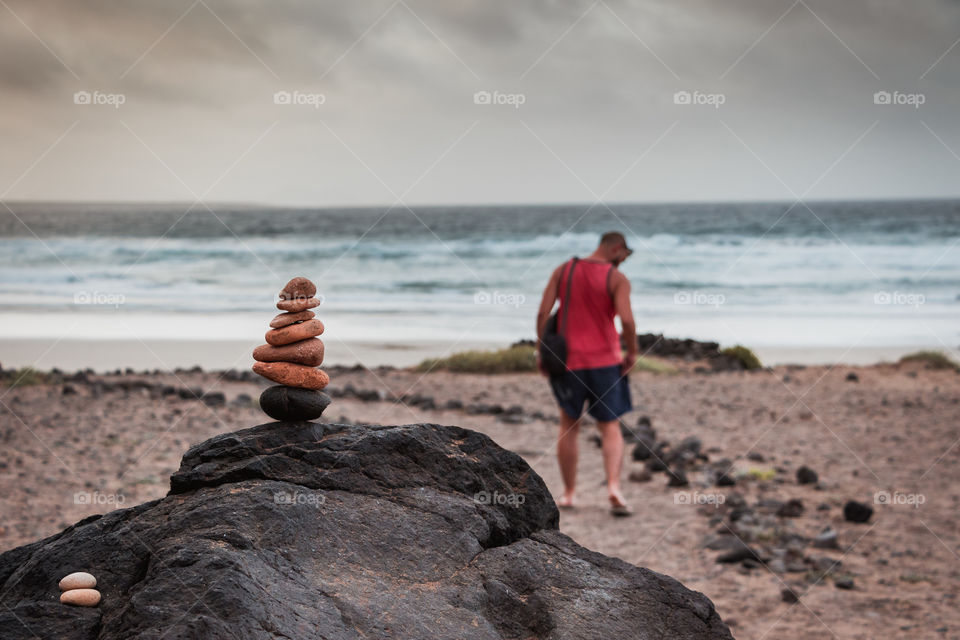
1, 361, 957, 639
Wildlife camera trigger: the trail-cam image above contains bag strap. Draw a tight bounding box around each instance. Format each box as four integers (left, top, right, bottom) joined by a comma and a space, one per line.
559, 258, 578, 335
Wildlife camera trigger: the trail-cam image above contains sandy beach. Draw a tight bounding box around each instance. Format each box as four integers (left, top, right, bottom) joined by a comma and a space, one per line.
2, 357, 957, 639
0, 336, 941, 372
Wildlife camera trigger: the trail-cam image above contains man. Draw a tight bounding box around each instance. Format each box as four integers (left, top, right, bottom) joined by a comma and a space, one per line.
536, 231, 637, 516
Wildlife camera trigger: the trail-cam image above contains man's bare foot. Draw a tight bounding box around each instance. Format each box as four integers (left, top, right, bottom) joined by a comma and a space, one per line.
608, 489, 628, 509
557, 495, 576, 509
608, 489, 632, 516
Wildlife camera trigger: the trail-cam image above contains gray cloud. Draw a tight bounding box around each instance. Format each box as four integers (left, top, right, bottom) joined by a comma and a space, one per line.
1, 0, 959, 204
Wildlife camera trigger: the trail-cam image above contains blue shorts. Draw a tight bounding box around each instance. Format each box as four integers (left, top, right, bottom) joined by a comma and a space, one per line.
549, 364, 632, 422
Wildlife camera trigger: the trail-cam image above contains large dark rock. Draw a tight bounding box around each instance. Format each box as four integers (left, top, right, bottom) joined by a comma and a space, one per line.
0, 421, 732, 639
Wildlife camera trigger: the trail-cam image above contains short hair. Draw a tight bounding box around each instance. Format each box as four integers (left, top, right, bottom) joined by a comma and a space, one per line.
600, 231, 627, 247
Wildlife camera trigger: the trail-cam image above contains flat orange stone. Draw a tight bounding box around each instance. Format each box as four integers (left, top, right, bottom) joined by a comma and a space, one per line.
252, 362, 329, 390
265, 319, 324, 346
253, 338, 324, 367
276, 297, 321, 312
269, 310, 315, 329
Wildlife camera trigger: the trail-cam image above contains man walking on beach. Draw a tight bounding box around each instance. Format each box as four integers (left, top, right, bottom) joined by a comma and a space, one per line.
536, 232, 637, 516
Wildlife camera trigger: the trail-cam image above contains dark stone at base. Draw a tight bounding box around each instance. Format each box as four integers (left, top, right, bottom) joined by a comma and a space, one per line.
843, 500, 874, 523
259, 385, 331, 422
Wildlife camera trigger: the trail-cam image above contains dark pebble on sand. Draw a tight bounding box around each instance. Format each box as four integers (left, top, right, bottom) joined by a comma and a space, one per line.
201, 391, 226, 407
667, 468, 689, 487
259, 385, 331, 422
177, 386, 203, 400
776, 498, 804, 518
796, 465, 819, 485
843, 500, 873, 523
230, 393, 253, 408
834, 576, 855, 590
781, 587, 800, 603
645, 457, 668, 473
716, 540, 761, 564
631, 438, 656, 461
812, 528, 839, 549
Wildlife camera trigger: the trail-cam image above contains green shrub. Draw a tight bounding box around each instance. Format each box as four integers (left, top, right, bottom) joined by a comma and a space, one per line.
631, 356, 677, 374
2, 367, 52, 387
415, 345, 537, 374
721, 345, 762, 370
899, 350, 959, 371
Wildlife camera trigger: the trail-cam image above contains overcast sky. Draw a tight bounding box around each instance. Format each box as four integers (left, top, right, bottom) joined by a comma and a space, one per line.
2, 0, 960, 206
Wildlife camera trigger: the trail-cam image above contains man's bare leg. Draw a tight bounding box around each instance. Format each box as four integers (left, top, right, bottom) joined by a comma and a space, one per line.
556, 409, 580, 507
597, 419, 628, 508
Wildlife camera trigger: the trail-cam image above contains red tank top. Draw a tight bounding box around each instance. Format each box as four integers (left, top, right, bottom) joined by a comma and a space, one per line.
556, 258, 621, 370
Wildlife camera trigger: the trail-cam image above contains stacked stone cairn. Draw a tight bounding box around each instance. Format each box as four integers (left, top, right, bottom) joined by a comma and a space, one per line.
59, 571, 100, 606
253, 277, 331, 422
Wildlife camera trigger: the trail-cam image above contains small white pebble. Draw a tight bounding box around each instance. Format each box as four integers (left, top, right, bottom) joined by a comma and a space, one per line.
58, 572, 97, 591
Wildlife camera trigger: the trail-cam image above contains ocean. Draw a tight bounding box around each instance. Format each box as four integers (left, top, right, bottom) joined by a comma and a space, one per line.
0, 200, 958, 368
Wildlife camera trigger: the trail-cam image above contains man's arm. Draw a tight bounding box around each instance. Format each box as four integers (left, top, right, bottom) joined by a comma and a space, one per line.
536, 265, 563, 340
610, 270, 637, 373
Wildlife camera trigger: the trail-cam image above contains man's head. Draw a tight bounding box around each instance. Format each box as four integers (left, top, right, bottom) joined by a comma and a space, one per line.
598, 231, 633, 266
